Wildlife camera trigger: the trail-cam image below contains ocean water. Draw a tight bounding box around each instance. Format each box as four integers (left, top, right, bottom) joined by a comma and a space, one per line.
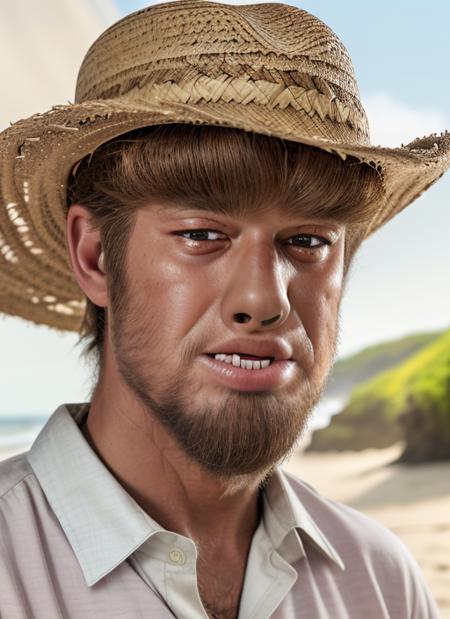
0, 396, 347, 452
0, 416, 47, 450
309, 396, 347, 430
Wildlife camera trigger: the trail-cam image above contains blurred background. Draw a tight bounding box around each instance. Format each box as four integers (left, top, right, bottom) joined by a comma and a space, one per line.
1, 0, 449, 614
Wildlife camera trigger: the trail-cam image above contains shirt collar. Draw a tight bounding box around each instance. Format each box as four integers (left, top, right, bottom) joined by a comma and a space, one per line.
28, 403, 160, 586
27, 403, 344, 587
262, 466, 345, 571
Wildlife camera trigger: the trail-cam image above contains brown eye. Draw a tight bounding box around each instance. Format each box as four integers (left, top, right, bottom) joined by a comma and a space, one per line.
176, 229, 227, 242
286, 234, 330, 250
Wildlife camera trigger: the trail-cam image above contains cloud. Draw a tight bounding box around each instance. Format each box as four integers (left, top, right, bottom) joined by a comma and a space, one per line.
361, 92, 449, 147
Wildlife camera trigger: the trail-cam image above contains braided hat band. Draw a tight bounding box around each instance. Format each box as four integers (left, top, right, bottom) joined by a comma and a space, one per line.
1, 0, 449, 332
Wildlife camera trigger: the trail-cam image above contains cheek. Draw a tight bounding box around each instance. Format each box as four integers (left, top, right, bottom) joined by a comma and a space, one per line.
140, 254, 219, 338
313, 269, 343, 369
315, 242, 345, 319
293, 276, 341, 337
290, 258, 343, 368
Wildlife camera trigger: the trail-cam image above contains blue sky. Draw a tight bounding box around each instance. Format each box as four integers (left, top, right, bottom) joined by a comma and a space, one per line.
1, 1, 449, 416
116, 0, 450, 108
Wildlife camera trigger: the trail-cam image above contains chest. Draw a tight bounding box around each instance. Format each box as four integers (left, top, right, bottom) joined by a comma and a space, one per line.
197, 561, 246, 619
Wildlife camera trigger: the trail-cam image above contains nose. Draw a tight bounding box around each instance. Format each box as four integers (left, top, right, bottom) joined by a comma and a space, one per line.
222, 243, 291, 331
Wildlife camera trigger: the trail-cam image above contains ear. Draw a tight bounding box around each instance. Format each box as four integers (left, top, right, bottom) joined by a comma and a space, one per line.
66, 204, 108, 308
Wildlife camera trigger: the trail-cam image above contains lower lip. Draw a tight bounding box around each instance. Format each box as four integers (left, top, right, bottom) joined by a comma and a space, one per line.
198, 355, 297, 392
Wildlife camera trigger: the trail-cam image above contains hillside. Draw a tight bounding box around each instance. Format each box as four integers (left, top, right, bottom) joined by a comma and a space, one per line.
324, 330, 442, 400
308, 327, 450, 462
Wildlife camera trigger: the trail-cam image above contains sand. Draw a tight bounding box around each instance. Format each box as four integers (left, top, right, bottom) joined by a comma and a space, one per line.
2, 442, 449, 616
284, 442, 450, 618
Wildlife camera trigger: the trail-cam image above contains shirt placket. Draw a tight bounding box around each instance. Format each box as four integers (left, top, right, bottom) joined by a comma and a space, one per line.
135, 534, 209, 618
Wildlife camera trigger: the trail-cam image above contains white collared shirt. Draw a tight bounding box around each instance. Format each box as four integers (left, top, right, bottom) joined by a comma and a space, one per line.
0, 403, 439, 618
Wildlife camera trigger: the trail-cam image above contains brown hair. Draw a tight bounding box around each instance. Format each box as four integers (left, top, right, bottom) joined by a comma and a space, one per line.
66, 123, 385, 370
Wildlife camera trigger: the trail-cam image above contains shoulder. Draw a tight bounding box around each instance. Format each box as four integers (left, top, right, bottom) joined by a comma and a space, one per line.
281, 468, 440, 617
0, 451, 34, 500
0, 451, 41, 535
0, 452, 57, 608
282, 467, 411, 563
282, 467, 401, 546
0, 452, 39, 561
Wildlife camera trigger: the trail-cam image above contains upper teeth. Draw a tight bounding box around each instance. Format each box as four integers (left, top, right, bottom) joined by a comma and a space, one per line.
214, 353, 272, 370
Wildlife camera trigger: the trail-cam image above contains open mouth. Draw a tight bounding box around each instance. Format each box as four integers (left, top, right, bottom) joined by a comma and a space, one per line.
206, 353, 274, 360
199, 351, 296, 390
206, 353, 276, 370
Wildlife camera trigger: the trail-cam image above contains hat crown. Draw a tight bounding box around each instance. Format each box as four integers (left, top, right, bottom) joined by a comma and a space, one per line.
74, 0, 370, 144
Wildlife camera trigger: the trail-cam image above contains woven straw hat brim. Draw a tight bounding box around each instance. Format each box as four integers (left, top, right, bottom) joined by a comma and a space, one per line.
1, 96, 450, 333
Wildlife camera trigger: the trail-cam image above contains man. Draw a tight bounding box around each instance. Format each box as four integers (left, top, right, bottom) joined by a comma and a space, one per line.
0, 1, 448, 617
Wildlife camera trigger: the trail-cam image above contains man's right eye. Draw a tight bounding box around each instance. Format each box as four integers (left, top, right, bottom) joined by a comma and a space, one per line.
175, 229, 227, 242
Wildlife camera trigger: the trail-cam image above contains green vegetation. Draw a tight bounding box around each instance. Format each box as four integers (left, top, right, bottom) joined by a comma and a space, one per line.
325, 330, 442, 399
308, 328, 450, 462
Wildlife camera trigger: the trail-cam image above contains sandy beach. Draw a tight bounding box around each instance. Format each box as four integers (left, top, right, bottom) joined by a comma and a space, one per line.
2, 442, 449, 617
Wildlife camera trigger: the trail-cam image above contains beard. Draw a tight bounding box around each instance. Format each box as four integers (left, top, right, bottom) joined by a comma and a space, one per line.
108, 274, 339, 486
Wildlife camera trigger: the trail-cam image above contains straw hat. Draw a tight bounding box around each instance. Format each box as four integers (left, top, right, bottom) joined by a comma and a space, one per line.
1, 0, 449, 333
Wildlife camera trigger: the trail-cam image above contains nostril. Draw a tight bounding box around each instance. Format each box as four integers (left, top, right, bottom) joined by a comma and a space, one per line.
234, 313, 251, 324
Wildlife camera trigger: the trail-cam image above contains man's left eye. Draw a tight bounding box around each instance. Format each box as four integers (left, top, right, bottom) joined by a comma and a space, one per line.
286, 234, 330, 249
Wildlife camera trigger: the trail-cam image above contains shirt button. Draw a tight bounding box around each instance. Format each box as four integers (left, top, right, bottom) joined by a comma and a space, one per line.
168, 547, 186, 565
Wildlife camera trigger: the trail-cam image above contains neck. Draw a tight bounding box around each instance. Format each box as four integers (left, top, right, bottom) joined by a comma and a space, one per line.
81, 382, 265, 555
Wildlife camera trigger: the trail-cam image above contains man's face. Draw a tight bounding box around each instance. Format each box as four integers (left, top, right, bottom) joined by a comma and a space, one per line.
108, 202, 345, 481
